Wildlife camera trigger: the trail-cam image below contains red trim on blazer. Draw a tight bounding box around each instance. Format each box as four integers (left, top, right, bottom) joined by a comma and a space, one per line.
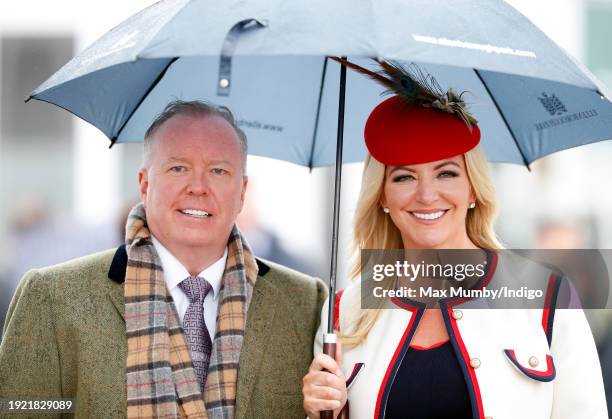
446, 306, 485, 418
346, 363, 365, 389
504, 349, 556, 382
390, 296, 418, 310
334, 290, 345, 332
441, 252, 497, 419
374, 305, 420, 418
541, 273, 556, 331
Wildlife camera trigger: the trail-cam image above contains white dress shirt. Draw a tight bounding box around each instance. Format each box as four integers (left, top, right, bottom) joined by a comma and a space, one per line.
151, 237, 227, 339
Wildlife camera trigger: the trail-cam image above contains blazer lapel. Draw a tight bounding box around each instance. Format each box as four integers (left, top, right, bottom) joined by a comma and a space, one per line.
107, 283, 125, 321
235, 277, 279, 419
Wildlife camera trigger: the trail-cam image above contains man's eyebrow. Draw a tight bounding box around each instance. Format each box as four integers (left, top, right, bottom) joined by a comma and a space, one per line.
163, 157, 235, 166
208, 159, 232, 166
164, 157, 189, 164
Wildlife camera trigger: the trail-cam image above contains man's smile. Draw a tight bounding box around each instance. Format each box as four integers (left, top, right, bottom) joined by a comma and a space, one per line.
179, 208, 211, 218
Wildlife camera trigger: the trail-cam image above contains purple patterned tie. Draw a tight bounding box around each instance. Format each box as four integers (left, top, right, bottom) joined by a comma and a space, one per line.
179, 276, 213, 393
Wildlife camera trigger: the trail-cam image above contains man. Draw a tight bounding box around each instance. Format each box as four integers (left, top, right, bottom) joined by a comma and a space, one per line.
0, 101, 327, 418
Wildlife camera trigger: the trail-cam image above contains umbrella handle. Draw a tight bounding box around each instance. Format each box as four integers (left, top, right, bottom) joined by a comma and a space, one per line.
321, 336, 336, 419
321, 333, 349, 419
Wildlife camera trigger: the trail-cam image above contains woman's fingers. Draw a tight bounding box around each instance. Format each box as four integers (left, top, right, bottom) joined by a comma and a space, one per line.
306, 370, 345, 388
304, 396, 343, 413
308, 353, 343, 377
309, 385, 344, 402
303, 372, 346, 409
303, 370, 347, 415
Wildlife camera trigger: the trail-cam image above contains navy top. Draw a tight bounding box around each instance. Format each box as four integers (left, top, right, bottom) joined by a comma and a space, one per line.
384, 341, 472, 419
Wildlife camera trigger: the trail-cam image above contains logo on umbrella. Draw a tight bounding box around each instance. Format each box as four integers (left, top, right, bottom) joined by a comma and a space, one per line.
539, 92, 567, 116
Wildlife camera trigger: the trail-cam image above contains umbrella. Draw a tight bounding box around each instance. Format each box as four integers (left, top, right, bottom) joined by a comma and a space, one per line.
28, 0, 612, 167
26, 2, 612, 413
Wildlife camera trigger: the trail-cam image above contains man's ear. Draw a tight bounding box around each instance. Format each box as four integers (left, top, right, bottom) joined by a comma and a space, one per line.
239, 176, 248, 213
138, 168, 148, 207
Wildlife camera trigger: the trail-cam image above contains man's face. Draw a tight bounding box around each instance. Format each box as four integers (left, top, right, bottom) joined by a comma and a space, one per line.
138, 114, 247, 257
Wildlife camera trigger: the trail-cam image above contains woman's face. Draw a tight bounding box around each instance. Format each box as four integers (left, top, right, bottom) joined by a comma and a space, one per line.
382, 155, 475, 249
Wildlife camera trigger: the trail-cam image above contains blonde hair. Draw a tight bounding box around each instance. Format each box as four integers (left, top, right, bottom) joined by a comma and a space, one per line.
342, 145, 502, 347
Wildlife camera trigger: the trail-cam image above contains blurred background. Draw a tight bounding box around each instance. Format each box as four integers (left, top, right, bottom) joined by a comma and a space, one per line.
0, 0, 611, 408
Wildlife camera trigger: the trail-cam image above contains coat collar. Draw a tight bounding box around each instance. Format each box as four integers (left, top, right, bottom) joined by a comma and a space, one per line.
107, 244, 270, 284
106, 245, 271, 320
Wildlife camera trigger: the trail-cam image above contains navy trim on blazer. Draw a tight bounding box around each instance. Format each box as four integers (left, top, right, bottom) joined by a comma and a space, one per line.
503, 349, 556, 382
375, 303, 425, 418
108, 245, 270, 284
440, 301, 481, 419
345, 363, 365, 389
436, 251, 498, 419
543, 273, 562, 347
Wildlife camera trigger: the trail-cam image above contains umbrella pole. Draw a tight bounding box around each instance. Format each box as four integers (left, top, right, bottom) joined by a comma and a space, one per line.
321, 57, 347, 419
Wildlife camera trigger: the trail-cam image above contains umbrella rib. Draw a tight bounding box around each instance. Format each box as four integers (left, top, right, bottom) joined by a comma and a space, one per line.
473, 69, 532, 170
110, 57, 180, 147
308, 57, 329, 171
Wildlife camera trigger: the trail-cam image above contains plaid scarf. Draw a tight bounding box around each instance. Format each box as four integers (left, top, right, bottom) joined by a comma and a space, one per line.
124, 203, 258, 418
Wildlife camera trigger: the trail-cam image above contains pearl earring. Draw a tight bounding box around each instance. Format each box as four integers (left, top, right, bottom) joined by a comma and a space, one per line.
383, 207, 390, 213
469, 202, 476, 209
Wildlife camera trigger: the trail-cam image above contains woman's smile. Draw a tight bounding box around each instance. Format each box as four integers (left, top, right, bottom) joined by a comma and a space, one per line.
409, 209, 450, 223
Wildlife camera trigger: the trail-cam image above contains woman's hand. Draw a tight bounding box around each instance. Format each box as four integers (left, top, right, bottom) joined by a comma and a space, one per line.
302, 341, 347, 419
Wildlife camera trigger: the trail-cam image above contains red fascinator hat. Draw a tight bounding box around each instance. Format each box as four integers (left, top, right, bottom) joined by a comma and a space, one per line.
334, 58, 480, 165
365, 96, 480, 165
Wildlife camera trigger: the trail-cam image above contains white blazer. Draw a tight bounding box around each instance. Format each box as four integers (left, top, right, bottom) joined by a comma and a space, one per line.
314, 251, 608, 419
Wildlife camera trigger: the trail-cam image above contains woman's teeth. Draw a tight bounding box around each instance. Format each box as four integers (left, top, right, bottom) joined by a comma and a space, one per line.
412, 210, 446, 220
180, 209, 210, 218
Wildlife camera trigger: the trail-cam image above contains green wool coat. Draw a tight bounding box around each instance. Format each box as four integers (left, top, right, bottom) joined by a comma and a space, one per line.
0, 247, 327, 418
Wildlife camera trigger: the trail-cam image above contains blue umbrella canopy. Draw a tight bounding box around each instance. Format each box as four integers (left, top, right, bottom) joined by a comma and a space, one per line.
27, 0, 612, 391
29, 0, 612, 168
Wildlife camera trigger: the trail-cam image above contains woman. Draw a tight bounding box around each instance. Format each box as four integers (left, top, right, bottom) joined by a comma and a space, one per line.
302, 61, 608, 419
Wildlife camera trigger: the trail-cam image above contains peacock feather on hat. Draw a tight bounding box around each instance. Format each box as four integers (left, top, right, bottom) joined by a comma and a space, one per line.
330, 57, 478, 129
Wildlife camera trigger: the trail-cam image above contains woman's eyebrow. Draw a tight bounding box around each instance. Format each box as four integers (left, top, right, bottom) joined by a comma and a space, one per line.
434, 161, 461, 170
388, 166, 416, 175
388, 161, 461, 175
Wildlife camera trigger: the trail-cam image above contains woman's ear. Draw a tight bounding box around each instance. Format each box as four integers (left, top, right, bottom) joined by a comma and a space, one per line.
468, 190, 477, 209
379, 193, 387, 209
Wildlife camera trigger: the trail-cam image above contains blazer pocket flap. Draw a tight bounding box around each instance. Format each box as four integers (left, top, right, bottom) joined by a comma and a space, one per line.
504, 348, 555, 382
345, 363, 365, 390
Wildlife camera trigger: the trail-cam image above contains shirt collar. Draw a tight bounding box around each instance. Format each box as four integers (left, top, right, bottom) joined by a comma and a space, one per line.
151, 236, 227, 300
